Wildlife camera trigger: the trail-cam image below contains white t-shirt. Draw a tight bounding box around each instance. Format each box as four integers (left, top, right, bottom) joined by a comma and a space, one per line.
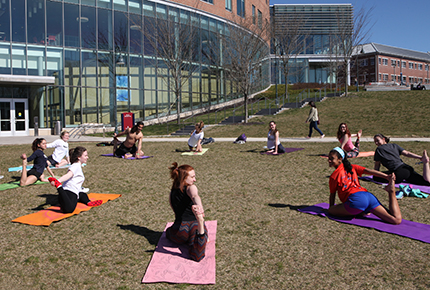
63, 163, 85, 196
47, 139, 69, 163
188, 130, 204, 147
267, 131, 280, 149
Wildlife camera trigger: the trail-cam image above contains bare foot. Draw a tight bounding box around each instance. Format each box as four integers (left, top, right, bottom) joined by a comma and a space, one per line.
357, 129, 362, 139
421, 150, 429, 164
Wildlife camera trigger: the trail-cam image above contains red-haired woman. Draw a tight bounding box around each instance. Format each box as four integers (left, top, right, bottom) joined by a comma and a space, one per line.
166, 162, 208, 262
337, 123, 362, 158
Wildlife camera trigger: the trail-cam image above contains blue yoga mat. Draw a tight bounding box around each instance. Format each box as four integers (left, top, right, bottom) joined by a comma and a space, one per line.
299, 203, 430, 244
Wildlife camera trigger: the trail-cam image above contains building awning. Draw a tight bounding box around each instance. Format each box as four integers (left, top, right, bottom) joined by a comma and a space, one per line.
0, 74, 55, 86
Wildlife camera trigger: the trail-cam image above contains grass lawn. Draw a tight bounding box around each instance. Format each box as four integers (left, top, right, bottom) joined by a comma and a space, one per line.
1, 139, 430, 289
1, 90, 430, 289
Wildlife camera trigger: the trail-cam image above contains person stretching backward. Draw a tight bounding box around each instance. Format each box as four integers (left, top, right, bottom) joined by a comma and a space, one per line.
327, 147, 402, 225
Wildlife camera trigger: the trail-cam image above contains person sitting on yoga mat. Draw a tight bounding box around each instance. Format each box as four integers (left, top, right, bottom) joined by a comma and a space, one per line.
47, 131, 70, 168
166, 162, 208, 262
328, 147, 402, 225
337, 123, 362, 158
188, 121, 204, 152
20, 138, 55, 186
113, 121, 145, 159
373, 134, 430, 185
48, 147, 102, 213
266, 121, 285, 154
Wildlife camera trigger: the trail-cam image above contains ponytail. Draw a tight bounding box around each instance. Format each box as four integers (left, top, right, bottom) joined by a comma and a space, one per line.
169, 162, 194, 191
195, 121, 204, 133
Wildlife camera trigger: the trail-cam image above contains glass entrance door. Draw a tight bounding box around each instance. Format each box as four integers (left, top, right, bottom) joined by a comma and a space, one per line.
0, 99, 29, 136
0, 101, 11, 135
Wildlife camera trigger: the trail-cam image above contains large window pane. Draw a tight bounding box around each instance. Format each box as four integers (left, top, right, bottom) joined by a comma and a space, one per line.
12, 44, 26, 75
64, 3, 79, 47
0, 1, 10, 42
98, 88, 112, 124
129, 14, 142, 54
98, 52, 114, 88
65, 86, 81, 125
81, 6, 96, 49
27, 0, 45, 45
64, 49, 80, 86
114, 11, 128, 52
98, 8, 113, 50
82, 50, 97, 87
114, 0, 127, 12
47, 0, 63, 46
0, 43, 11, 74
129, 0, 141, 14
82, 87, 97, 123
12, 0, 25, 43
47, 47, 64, 85
27, 46, 45, 76
129, 55, 143, 89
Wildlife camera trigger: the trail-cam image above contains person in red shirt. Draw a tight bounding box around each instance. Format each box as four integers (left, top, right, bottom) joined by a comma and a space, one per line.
328, 147, 402, 225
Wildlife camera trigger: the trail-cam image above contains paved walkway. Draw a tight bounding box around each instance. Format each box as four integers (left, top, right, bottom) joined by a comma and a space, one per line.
1, 135, 430, 145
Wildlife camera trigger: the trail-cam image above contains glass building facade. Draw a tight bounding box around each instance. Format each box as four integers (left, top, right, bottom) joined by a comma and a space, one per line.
270, 4, 353, 84
0, 0, 270, 136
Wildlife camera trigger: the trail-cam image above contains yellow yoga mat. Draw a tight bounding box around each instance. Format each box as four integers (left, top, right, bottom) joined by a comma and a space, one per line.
181, 148, 209, 156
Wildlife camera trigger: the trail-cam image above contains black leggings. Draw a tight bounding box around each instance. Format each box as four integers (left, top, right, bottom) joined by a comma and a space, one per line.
373, 164, 430, 185
57, 187, 90, 213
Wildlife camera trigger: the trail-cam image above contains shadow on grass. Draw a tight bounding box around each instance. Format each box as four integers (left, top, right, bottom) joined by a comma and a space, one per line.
268, 203, 311, 211
32, 194, 59, 210
240, 148, 263, 153
117, 224, 163, 249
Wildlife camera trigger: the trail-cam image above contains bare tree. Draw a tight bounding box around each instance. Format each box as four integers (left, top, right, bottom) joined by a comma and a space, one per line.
333, 5, 374, 96
221, 16, 270, 123
131, 10, 200, 124
271, 14, 309, 101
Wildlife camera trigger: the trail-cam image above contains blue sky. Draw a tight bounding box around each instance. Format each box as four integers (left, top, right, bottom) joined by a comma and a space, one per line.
270, 0, 430, 53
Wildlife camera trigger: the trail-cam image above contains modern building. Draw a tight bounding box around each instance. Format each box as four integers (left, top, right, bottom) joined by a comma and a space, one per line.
270, 3, 353, 85
0, 0, 270, 136
351, 43, 430, 86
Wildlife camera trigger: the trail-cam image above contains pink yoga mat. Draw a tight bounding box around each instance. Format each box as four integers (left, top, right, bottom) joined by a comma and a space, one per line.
142, 220, 217, 284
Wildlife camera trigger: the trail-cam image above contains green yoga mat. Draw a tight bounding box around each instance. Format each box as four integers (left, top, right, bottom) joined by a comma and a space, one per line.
181, 148, 209, 156
0, 180, 47, 191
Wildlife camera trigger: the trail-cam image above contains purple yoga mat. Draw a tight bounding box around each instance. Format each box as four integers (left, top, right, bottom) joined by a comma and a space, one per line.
101, 153, 153, 160
260, 148, 304, 155
360, 175, 430, 194
298, 203, 430, 244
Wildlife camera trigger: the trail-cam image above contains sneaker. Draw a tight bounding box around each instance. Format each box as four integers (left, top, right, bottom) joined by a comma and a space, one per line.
320, 134, 325, 138
81, 187, 90, 193
305, 136, 311, 139
395, 190, 404, 199
0, 175, 4, 179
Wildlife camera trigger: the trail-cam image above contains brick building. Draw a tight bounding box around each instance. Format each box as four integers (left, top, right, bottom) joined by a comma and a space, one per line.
351, 43, 430, 86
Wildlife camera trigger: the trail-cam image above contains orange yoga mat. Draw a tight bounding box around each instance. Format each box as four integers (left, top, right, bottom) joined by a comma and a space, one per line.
12, 193, 121, 226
